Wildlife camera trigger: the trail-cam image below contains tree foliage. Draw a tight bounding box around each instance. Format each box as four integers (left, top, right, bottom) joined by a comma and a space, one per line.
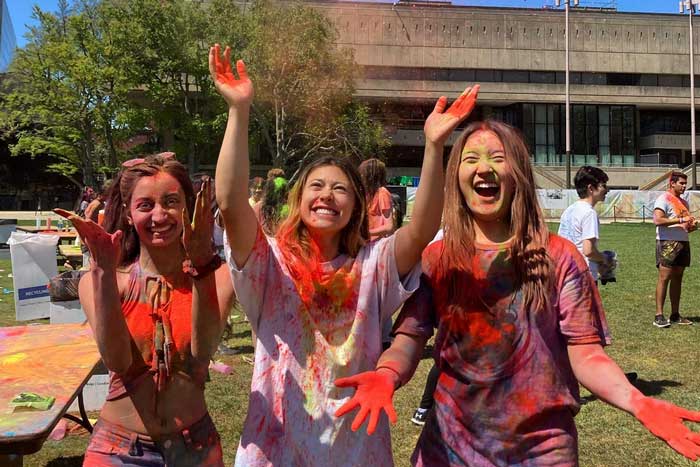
0, 0, 389, 187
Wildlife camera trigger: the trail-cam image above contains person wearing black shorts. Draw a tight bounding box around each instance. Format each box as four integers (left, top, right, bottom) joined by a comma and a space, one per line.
652, 172, 697, 328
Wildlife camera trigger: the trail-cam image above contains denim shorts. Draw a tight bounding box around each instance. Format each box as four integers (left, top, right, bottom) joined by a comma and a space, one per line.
83, 413, 224, 466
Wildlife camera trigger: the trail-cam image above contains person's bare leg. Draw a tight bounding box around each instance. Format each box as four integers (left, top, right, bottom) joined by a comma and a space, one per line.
668, 267, 685, 316
656, 266, 673, 316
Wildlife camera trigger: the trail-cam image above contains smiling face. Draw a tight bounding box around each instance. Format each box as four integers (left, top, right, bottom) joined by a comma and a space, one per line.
299, 165, 356, 240
127, 172, 186, 248
458, 129, 514, 224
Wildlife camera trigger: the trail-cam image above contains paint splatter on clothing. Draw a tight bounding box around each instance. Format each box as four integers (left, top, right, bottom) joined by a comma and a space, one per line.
367, 186, 394, 241
394, 234, 611, 467
654, 191, 690, 241
83, 413, 223, 466
224, 229, 420, 467
107, 262, 208, 401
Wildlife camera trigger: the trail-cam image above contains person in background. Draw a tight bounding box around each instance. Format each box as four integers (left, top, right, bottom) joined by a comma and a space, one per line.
558, 166, 614, 282
248, 177, 264, 207
559, 166, 636, 383
652, 171, 697, 328
359, 158, 395, 241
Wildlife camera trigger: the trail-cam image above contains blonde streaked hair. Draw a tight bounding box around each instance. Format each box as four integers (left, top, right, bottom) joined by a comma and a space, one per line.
438, 120, 552, 313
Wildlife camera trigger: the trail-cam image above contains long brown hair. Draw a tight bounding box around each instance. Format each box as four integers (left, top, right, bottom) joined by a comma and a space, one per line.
438, 120, 552, 313
358, 158, 387, 200
103, 154, 196, 267
276, 156, 369, 281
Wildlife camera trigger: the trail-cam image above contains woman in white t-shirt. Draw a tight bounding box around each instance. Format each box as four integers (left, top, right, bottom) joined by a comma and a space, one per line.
208, 44, 479, 466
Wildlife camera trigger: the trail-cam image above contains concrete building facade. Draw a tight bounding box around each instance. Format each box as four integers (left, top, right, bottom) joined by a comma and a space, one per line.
309, 1, 700, 188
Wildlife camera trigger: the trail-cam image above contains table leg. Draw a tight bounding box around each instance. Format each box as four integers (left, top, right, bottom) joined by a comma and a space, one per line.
0, 454, 23, 466
61, 391, 93, 433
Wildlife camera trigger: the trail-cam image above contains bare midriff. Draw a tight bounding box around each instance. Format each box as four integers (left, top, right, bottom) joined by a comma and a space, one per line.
99, 374, 209, 436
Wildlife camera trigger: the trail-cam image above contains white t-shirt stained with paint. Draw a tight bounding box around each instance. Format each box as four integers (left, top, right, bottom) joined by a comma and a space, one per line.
558, 200, 601, 280
654, 192, 691, 241
224, 230, 421, 467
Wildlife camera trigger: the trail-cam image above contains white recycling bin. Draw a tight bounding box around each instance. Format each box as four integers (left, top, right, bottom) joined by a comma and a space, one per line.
8, 231, 59, 321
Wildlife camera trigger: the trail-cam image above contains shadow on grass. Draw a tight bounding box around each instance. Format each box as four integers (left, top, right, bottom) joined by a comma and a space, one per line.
683, 316, 700, 324
46, 456, 84, 466
231, 344, 255, 354
581, 378, 682, 404
230, 329, 252, 339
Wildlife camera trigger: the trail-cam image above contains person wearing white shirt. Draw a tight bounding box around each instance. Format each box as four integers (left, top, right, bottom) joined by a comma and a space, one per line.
558, 166, 612, 282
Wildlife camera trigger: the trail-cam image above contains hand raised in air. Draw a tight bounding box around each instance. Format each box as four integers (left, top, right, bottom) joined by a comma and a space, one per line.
209, 44, 254, 108
424, 84, 480, 146
54, 208, 122, 271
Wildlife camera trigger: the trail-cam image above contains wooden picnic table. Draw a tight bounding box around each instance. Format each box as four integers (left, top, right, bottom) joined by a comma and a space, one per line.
0, 323, 100, 466
58, 245, 83, 268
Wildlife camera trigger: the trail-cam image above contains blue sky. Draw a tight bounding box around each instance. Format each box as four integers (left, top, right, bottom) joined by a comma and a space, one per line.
5, 0, 684, 48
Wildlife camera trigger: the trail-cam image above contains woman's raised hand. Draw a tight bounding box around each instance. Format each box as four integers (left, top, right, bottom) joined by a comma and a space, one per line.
424, 84, 480, 146
209, 44, 253, 109
53, 208, 122, 271
182, 177, 215, 267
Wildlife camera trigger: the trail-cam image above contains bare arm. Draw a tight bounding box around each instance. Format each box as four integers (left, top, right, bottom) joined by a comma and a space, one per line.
185, 178, 236, 360
210, 45, 259, 268
376, 333, 429, 388
394, 85, 480, 276
79, 270, 132, 373
55, 208, 133, 374
368, 212, 394, 238
191, 266, 235, 360
582, 238, 608, 265
653, 208, 692, 228
569, 343, 700, 460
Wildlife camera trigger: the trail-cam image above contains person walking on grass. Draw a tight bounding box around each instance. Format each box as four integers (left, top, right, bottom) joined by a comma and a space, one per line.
653, 171, 697, 328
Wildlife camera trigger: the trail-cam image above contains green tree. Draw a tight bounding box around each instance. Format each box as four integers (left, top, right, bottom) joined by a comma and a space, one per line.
0, 0, 133, 188
239, 0, 389, 175
0, 0, 388, 188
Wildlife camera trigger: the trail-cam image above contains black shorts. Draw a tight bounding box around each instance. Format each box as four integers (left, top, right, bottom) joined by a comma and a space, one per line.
656, 240, 691, 268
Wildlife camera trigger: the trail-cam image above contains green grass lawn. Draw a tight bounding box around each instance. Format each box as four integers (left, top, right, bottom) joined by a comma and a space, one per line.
3, 223, 700, 466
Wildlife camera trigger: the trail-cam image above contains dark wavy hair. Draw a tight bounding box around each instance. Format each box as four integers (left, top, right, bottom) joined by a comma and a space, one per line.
102, 154, 196, 267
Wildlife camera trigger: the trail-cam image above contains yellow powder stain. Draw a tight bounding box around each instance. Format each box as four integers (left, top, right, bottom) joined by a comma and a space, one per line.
1, 352, 28, 365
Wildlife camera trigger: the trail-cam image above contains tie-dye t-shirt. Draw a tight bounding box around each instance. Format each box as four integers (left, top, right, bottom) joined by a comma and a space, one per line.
394, 234, 611, 467
224, 229, 421, 467
654, 191, 690, 241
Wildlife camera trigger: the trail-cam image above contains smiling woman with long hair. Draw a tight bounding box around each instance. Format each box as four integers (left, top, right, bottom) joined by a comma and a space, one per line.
209, 43, 479, 466
337, 120, 700, 466
55, 154, 235, 466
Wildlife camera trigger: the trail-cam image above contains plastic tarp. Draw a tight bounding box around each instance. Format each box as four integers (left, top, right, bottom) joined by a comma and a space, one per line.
8, 231, 59, 321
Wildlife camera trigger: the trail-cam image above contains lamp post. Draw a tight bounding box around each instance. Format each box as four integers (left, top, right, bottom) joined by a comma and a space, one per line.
556, 0, 579, 189
681, 0, 698, 189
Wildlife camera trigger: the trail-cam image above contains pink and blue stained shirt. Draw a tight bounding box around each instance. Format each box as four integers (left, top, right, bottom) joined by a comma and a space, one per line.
224, 229, 421, 467
394, 233, 611, 467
